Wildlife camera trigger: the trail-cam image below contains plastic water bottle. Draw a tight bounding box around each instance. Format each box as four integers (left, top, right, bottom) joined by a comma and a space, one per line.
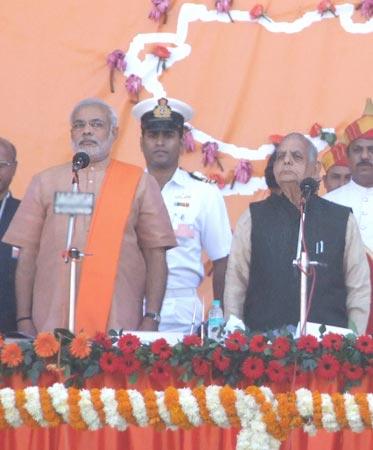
208, 299, 224, 341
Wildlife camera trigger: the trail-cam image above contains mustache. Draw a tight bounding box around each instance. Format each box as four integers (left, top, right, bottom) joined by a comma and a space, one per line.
357, 161, 373, 167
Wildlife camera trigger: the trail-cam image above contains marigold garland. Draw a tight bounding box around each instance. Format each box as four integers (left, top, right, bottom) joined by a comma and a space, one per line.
116, 389, 137, 425
312, 391, 323, 429
331, 392, 348, 428
164, 386, 192, 429
90, 388, 106, 426
14, 390, 38, 428
354, 392, 372, 428
219, 385, 241, 427
0, 400, 6, 429
67, 388, 87, 430
192, 386, 213, 425
39, 388, 61, 427
143, 388, 164, 431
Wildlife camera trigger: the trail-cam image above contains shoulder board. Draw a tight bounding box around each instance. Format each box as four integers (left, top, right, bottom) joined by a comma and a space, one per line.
188, 171, 216, 184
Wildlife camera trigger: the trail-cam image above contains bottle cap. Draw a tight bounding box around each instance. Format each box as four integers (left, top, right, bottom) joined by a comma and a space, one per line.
212, 299, 220, 307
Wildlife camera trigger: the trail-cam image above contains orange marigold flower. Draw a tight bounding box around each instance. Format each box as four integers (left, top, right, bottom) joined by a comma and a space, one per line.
0, 335, 4, 349
1, 343, 24, 367
34, 332, 60, 358
69, 333, 91, 359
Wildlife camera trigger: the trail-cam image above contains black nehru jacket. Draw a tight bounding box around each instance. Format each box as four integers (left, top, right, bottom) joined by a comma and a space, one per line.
0, 195, 20, 333
244, 194, 350, 332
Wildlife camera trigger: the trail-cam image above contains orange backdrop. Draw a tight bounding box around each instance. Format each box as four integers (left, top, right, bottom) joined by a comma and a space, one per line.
1, 0, 373, 228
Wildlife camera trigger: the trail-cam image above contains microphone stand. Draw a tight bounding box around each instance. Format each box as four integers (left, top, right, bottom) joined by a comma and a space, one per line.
64, 170, 84, 334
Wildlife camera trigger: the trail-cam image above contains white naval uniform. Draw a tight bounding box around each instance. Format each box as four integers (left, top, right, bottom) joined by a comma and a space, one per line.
159, 168, 232, 333
324, 180, 373, 252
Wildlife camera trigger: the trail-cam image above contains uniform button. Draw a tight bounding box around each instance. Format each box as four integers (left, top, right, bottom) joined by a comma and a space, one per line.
88, 179, 93, 184
90, 166, 94, 171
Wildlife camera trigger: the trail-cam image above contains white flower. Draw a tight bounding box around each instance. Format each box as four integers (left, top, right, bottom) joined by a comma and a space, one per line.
155, 390, 175, 430
24, 386, 48, 427
295, 388, 313, 419
367, 393, 373, 424
79, 389, 101, 430
100, 387, 127, 431
205, 386, 230, 428
0, 388, 23, 427
48, 383, 69, 423
127, 389, 148, 427
344, 393, 364, 433
178, 388, 202, 427
321, 393, 339, 432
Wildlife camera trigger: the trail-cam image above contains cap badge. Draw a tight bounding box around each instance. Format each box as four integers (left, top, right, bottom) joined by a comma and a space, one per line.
153, 98, 172, 119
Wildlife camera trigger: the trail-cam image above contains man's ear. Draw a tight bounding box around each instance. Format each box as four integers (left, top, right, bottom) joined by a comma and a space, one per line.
111, 126, 119, 141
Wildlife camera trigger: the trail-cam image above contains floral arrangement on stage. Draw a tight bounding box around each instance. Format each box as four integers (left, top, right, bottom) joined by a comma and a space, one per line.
0, 383, 372, 450
0, 330, 372, 389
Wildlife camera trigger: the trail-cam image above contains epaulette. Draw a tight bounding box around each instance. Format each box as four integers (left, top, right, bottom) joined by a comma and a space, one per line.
188, 170, 216, 184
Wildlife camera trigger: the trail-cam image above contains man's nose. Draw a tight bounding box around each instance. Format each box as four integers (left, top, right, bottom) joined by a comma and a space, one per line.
283, 153, 292, 164
361, 147, 371, 160
156, 133, 165, 145
82, 124, 93, 134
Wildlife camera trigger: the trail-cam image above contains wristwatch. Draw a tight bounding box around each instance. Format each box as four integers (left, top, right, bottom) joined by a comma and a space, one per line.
144, 312, 161, 323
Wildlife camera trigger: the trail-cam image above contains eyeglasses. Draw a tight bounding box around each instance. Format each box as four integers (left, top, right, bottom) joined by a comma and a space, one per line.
0, 161, 16, 169
71, 119, 107, 130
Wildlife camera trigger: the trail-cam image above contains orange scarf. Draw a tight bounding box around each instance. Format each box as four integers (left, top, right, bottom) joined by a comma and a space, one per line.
75, 160, 142, 335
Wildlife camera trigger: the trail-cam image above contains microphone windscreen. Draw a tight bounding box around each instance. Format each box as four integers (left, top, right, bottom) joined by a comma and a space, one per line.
72, 152, 90, 170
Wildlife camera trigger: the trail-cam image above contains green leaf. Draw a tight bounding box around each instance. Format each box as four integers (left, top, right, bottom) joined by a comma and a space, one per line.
321, 131, 337, 146
83, 363, 100, 378
301, 358, 317, 371
129, 373, 138, 384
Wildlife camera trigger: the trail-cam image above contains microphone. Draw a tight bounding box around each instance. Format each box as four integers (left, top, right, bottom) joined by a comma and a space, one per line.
300, 177, 319, 200
72, 152, 90, 172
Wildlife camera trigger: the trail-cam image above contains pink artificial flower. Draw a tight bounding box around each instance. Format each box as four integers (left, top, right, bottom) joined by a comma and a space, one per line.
183, 127, 196, 152
215, 0, 234, 22
107, 49, 127, 93
125, 74, 142, 103
317, 0, 337, 17
233, 160, 252, 184
149, 0, 170, 24
202, 141, 223, 170
360, 0, 373, 18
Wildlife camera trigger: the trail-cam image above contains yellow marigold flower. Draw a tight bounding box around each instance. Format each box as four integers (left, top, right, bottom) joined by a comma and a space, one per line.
69, 332, 91, 359
1, 343, 23, 367
34, 332, 60, 358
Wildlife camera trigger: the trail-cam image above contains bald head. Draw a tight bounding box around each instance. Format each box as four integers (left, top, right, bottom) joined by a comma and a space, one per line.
0, 137, 17, 162
0, 137, 17, 198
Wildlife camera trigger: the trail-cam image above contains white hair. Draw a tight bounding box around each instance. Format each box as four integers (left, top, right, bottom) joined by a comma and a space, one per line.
278, 132, 318, 161
70, 98, 118, 128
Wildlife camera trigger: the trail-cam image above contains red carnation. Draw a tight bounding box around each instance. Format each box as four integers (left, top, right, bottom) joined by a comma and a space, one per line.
241, 357, 265, 380
309, 122, 323, 138
317, 0, 337, 16
266, 360, 286, 383
316, 354, 340, 380
225, 331, 247, 351
342, 362, 364, 381
183, 335, 202, 347
116, 354, 141, 375
192, 356, 210, 376
355, 335, 373, 355
271, 336, 291, 358
151, 338, 172, 360
249, 335, 268, 353
321, 333, 343, 351
250, 4, 264, 19
297, 335, 319, 353
118, 334, 141, 354
99, 352, 118, 373
212, 347, 231, 371
149, 360, 172, 382
93, 332, 112, 350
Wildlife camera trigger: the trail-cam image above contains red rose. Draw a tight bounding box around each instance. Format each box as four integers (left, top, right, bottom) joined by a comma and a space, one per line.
309, 122, 323, 137
296, 335, 319, 353
208, 173, 226, 189
151, 338, 172, 360
93, 332, 112, 350
241, 357, 265, 380
249, 335, 268, 353
317, 0, 336, 14
271, 336, 291, 358
225, 331, 248, 351
316, 354, 340, 380
149, 360, 172, 382
250, 4, 264, 19
99, 352, 118, 373
269, 134, 284, 145
321, 333, 343, 351
117, 334, 141, 354
152, 45, 171, 59
212, 347, 231, 371
266, 360, 286, 383
342, 362, 364, 381
355, 335, 373, 354
116, 354, 141, 375
192, 356, 210, 376
183, 335, 202, 347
